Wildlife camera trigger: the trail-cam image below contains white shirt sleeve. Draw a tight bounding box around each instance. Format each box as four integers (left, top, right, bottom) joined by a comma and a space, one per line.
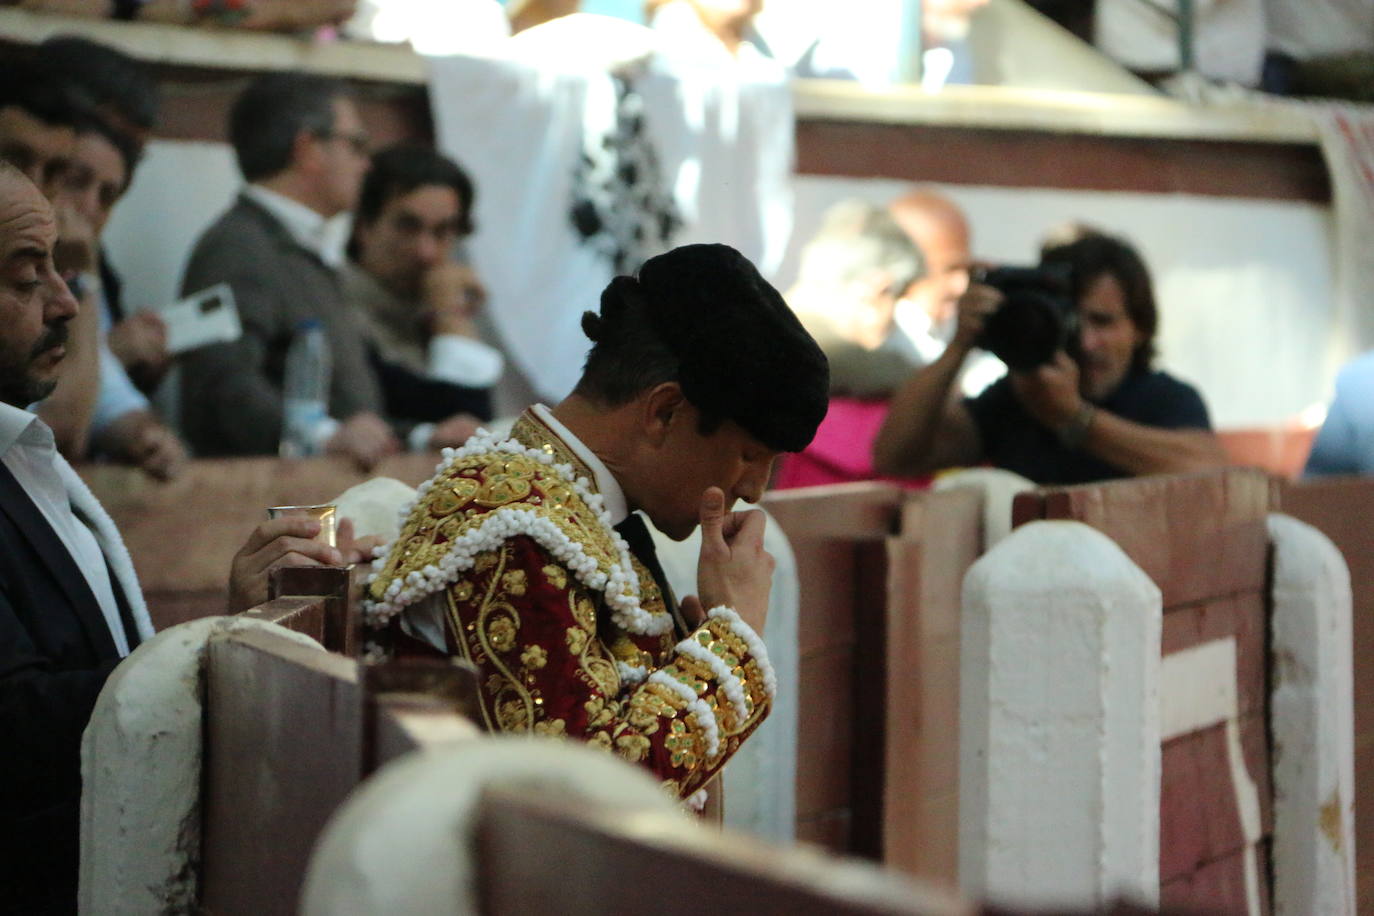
90, 339, 151, 436
428, 334, 504, 388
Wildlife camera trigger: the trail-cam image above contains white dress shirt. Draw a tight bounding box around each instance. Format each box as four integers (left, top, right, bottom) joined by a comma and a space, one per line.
0, 402, 135, 656
242, 184, 351, 268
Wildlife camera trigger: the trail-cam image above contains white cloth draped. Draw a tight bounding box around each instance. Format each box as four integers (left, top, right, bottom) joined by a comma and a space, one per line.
426, 17, 794, 402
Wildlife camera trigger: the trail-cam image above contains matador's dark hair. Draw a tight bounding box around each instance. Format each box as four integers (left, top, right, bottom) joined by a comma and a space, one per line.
574, 243, 829, 453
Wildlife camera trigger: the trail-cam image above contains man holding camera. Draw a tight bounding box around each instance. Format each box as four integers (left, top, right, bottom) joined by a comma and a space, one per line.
873, 232, 1227, 485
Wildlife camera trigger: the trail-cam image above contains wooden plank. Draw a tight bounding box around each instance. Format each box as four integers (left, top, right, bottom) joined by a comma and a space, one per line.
1162, 593, 1270, 721
795, 647, 854, 827
1027, 468, 1272, 607
475, 789, 972, 916
79, 453, 438, 595
797, 119, 1329, 202
765, 484, 905, 855
239, 595, 327, 644
763, 482, 904, 541
201, 627, 361, 915
269, 565, 356, 656
881, 488, 982, 886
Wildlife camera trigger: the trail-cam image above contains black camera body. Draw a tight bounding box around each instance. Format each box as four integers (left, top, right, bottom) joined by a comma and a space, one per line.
972, 263, 1078, 372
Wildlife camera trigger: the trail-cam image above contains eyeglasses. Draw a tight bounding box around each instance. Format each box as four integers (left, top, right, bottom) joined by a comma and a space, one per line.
315, 130, 371, 157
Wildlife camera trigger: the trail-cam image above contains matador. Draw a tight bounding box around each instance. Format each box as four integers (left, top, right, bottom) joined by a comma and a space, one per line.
365, 243, 829, 803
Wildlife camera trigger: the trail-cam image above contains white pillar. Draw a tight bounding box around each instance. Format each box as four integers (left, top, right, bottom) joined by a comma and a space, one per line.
959, 520, 1161, 909
1267, 514, 1356, 915
79, 617, 324, 915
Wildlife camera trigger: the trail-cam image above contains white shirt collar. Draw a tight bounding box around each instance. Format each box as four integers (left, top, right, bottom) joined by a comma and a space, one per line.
243, 184, 350, 267
0, 401, 47, 458
530, 403, 629, 526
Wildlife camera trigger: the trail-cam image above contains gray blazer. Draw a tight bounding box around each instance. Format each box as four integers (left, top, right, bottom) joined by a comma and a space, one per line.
179, 194, 383, 456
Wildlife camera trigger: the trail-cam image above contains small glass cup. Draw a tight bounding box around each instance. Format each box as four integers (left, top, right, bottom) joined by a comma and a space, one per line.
267, 504, 338, 548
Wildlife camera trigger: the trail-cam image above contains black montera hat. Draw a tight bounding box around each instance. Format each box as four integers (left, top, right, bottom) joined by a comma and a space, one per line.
633, 243, 829, 453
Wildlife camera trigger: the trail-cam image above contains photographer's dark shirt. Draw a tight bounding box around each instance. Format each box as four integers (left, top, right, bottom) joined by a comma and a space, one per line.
965, 369, 1212, 485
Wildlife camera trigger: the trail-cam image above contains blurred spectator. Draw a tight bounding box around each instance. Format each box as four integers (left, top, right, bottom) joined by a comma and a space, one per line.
874, 230, 1226, 485
0, 62, 103, 459
343, 145, 503, 449
39, 37, 170, 395
1263, 0, 1374, 99
889, 186, 1002, 396
1303, 352, 1374, 476
37, 36, 160, 155
11, 0, 356, 32
179, 73, 397, 467
889, 187, 972, 365
647, 0, 764, 59
788, 199, 925, 399
63, 115, 187, 480
775, 199, 927, 489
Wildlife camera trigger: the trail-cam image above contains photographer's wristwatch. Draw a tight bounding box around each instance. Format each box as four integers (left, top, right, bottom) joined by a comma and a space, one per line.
1056, 402, 1096, 450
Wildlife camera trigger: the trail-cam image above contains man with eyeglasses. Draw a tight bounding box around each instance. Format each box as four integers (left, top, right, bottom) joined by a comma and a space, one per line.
179, 73, 397, 466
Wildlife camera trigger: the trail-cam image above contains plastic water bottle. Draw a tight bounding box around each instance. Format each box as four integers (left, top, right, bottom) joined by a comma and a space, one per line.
279, 319, 331, 458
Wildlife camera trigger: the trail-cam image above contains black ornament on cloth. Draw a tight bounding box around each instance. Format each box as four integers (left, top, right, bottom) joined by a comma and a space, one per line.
569, 75, 682, 275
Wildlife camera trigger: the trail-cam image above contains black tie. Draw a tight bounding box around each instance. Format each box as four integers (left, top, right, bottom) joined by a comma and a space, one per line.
614, 512, 687, 638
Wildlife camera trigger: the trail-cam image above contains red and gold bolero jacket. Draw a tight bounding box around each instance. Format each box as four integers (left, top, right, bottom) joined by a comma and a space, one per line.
365, 410, 775, 802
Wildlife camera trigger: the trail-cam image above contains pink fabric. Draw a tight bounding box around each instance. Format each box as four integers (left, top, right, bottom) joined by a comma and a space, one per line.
774, 397, 931, 490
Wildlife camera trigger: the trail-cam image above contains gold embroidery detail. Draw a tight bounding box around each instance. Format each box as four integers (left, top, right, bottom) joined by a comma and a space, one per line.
502, 570, 528, 596
497, 697, 531, 732
521, 645, 548, 670
542, 564, 568, 590
587, 731, 613, 752
486, 615, 517, 653
533, 718, 567, 737
616, 733, 651, 763
453, 581, 474, 603
475, 457, 534, 507
585, 696, 616, 728
572, 595, 597, 631
566, 626, 589, 655
666, 718, 701, 769
582, 654, 620, 697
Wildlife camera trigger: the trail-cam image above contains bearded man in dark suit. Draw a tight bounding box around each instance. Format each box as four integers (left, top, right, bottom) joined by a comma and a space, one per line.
0, 162, 362, 913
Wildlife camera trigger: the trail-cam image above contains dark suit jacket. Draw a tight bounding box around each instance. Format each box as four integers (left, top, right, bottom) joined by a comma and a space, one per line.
0, 463, 135, 914
179, 194, 385, 456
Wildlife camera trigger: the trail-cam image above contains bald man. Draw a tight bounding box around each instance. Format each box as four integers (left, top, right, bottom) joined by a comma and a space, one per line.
0, 162, 374, 911
888, 188, 973, 364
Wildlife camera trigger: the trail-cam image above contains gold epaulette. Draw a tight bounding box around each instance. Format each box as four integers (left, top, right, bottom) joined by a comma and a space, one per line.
369, 447, 622, 603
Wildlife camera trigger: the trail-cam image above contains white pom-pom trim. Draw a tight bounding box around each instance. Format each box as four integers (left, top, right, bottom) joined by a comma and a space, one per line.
616, 660, 648, 685
363, 428, 672, 638
649, 671, 720, 760
706, 606, 777, 702
684, 788, 709, 812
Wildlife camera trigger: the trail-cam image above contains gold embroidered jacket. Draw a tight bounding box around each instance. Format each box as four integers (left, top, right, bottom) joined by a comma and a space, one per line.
367, 410, 774, 800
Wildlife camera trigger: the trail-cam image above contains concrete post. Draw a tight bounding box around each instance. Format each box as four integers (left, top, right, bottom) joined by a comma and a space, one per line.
1267, 514, 1356, 915
959, 520, 1161, 909
79, 617, 323, 915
